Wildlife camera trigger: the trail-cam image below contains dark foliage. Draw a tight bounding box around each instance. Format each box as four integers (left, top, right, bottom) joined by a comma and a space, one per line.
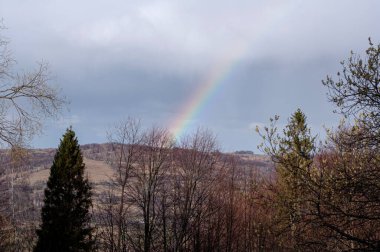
34, 128, 94, 252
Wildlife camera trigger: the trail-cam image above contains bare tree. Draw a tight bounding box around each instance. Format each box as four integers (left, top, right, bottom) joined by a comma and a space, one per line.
0, 23, 65, 250
97, 124, 287, 251
97, 122, 176, 252
311, 125, 380, 251
97, 118, 143, 252
170, 128, 221, 251
127, 127, 174, 252
0, 25, 65, 147
323, 38, 380, 147
319, 39, 380, 250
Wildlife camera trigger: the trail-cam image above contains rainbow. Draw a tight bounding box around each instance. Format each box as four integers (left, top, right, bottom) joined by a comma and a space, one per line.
169, 2, 298, 140
169, 46, 246, 139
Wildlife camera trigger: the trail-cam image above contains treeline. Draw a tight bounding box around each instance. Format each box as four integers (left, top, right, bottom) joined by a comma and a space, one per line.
0, 123, 277, 251
94, 121, 278, 251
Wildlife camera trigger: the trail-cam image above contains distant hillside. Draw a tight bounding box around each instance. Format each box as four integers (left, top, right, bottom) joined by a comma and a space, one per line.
2, 143, 272, 175
1, 143, 273, 200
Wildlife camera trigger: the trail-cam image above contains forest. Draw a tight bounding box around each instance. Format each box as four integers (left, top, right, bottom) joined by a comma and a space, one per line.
0, 23, 380, 251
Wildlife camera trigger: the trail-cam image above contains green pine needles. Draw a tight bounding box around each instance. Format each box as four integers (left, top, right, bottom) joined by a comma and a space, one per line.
34, 128, 94, 252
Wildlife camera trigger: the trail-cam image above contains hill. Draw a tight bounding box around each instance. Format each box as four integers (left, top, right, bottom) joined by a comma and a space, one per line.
3, 143, 272, 201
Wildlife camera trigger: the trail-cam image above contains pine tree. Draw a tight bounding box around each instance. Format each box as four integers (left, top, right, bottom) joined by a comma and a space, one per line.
258, 109, 316, 249
34, 128, 93, 252
276, 109, 315, 241
278, 109, 315, 196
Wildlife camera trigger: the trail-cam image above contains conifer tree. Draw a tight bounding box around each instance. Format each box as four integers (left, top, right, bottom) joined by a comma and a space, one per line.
257, 109, 316, 249
34, 128, 93, 252
276, 110, 315, 240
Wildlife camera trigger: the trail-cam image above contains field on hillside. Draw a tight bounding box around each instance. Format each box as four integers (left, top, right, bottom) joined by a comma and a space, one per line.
5, 143, 272, 205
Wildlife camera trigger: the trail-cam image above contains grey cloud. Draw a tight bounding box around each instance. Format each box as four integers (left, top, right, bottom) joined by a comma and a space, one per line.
1, 0, 379, 151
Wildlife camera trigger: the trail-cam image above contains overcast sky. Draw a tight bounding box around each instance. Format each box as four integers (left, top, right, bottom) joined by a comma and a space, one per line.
1, 0, 380, 152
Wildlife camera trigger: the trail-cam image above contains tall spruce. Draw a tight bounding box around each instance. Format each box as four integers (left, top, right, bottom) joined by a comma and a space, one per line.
34, 128, 93, 252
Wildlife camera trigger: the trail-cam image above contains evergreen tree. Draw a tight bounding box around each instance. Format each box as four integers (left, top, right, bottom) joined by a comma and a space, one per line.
257, 109, 316, 249
276, 109, 315, 240
278, 109, 315, 196
34, 128, 93, 252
